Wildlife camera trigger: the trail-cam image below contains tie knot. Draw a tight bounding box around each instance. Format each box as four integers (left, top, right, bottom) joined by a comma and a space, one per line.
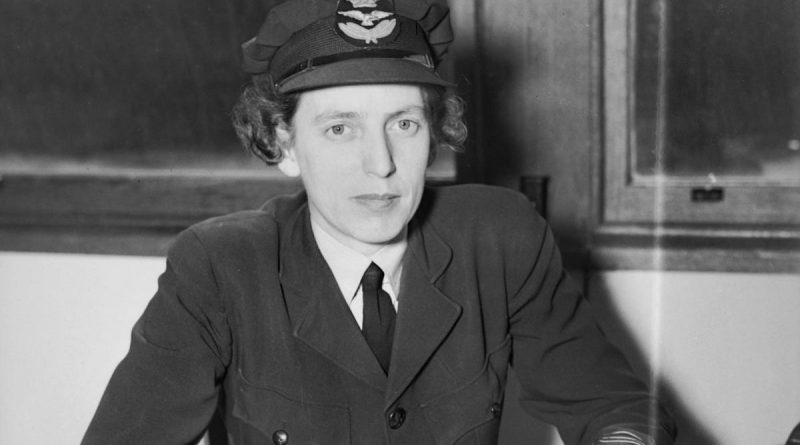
361, 262, 385, 293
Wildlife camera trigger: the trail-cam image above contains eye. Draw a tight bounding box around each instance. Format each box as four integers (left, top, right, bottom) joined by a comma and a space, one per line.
325, 124, 351, 138
394, 119, 420, 132
398, 120, 416, 131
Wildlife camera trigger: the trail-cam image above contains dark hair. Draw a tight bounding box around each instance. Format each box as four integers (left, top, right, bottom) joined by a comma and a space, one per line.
232, 75, 467, 165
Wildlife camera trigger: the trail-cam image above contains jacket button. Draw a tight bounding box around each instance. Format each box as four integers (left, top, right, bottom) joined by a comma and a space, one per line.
272, 429, 288, 445
387, 407, 406, 429
489, 403, 502, 418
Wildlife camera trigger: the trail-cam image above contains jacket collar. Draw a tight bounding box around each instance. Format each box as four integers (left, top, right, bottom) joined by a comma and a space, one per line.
279, 204, 388, 390
277, 191, 461, 402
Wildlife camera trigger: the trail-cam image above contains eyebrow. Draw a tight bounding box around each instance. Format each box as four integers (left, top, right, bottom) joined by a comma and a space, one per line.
313, 111, 361, 125
388, 105, 426, 119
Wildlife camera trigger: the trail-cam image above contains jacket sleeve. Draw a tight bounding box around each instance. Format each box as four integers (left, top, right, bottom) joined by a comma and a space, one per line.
82, 228, 231, 445
503, 196, 675, 445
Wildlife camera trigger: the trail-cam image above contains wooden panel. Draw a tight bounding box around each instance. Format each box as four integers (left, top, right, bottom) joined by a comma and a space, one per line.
0, 171, 303, 255
466, 0, 597, 251
0, 172, 302, 227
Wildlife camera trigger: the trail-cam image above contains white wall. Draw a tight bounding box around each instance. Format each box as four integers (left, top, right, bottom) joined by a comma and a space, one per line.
1, 251, 798, 444
591, 271, 800, 445
0, 252, 163, 444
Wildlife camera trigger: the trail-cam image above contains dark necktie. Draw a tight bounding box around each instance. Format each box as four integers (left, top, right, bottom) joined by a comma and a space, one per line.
361, 262, 396, 374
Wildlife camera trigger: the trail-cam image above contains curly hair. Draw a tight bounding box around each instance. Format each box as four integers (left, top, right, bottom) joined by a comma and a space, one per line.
232, 75, 467, 165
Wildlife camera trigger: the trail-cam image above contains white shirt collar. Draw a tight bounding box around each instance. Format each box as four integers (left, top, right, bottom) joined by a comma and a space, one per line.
310, 220, 407, 303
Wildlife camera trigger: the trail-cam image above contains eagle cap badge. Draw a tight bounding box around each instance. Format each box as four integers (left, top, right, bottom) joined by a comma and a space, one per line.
335, 0, 399, 46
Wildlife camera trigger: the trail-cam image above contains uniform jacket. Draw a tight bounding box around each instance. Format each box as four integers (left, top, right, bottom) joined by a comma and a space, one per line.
83, 184, 670, 445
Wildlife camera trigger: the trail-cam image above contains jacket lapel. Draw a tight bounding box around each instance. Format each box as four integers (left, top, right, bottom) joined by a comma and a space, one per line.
279, 206, 387, 391
275, 193, 462, 400
385, 217, 462, 407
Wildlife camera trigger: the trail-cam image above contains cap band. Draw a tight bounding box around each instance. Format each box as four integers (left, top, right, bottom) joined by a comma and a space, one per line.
275, 49, 434, 88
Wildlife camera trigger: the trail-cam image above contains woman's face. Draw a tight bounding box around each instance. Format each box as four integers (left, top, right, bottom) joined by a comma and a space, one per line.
276, 84, 431, 256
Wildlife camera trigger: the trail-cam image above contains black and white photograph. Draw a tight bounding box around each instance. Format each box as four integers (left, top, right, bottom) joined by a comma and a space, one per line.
1, 1, 798, 444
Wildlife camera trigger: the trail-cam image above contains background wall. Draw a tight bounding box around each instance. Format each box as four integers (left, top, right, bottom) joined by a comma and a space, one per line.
0, 252, 161, 444
451, 0, 599, 256
590, 271, 800, 445
2, 252, 798, 445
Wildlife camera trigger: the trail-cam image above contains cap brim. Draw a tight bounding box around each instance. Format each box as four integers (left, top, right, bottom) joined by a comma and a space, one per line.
277, 58, 455, 93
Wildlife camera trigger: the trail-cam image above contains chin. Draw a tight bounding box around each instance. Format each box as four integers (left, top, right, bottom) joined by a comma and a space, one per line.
355, 222, 407, 245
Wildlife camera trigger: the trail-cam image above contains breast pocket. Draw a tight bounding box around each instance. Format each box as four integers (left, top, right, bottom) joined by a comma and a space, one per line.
231, 371, 351, 445
419, 335, 511, 445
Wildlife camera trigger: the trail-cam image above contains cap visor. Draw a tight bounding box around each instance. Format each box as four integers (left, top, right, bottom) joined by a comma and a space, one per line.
277, 58, 454, 93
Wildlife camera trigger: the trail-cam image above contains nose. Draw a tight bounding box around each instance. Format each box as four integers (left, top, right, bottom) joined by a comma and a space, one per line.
363, 131, 396, 178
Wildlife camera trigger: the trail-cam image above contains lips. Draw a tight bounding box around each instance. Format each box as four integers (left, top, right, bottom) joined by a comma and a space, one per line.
352, 193, 401, 210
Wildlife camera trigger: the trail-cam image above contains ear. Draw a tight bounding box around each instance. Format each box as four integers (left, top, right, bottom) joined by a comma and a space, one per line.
275, 124, 301, 178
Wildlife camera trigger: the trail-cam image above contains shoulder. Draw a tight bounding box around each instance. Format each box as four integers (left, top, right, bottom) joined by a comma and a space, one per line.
416, 185, 559, 293
416, 184, 554, 265
170, 190, 307, 258
420, 184, 543, 232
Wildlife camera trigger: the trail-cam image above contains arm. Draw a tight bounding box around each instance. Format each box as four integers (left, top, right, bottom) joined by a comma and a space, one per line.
503, 197, 675, 445
82, 229, 231, 445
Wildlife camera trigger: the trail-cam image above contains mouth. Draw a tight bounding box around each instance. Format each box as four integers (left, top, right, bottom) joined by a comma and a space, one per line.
352, 193, 401, 209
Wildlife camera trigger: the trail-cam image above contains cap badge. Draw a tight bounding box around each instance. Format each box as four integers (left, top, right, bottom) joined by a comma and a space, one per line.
336, 0, 399, 45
